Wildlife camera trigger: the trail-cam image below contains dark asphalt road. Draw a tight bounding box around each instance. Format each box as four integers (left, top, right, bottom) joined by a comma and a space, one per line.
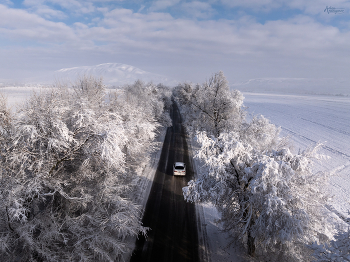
130, 102, 200, 262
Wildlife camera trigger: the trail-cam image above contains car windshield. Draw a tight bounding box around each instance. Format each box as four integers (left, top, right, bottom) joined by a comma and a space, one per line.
175, 166, 184, 170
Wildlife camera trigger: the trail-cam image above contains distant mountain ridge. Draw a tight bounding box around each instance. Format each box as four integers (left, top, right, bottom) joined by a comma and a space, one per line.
54, 63, 177, 87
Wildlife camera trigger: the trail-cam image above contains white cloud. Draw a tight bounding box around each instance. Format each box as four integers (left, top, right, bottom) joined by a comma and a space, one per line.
69, 7, 350, 83
35, 5, 67, 19
181, 1, 215, 18
0, 0, 13, 5
0, 4, 76, 42
219, 0, 281, 11
96, 8, 341, 55
1, 4, 350, 83
149, 0, 182, 11
149, 0, 217, 18
24, 0, 97, 16
23, 0, 45, 6
23, 0, 67, 19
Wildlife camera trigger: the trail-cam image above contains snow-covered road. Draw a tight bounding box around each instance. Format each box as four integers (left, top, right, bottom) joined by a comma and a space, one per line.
243, 92, 350, 221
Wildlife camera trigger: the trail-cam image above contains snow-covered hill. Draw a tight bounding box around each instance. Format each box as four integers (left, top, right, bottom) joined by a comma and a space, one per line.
232, 78, 350, 96
54, 63, 177, 87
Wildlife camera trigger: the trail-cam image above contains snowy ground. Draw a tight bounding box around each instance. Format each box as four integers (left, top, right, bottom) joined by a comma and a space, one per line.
0, 86, 51, 110
243, 92, 350, 224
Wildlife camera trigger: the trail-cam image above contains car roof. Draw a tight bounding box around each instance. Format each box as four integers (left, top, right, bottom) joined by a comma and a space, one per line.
174, 162, 185, 167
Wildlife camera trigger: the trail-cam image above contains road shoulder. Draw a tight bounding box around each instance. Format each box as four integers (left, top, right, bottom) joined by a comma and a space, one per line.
122, 127, 168, 262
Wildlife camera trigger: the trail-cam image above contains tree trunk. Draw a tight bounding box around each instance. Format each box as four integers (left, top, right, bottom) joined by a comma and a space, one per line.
247, 230, 255, 257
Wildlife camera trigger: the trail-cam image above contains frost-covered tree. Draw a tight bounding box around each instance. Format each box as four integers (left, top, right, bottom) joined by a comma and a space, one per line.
0, 76, 170, 261
174, 71, 244, 137
183, 130, 333, 260
240, 115, 283, 152
108, 80, 172, 178
175, 72, 334, 260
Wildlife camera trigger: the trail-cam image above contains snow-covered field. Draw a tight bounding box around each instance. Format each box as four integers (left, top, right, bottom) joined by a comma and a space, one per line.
243, 92, 350, 222
0, 86, 50, 109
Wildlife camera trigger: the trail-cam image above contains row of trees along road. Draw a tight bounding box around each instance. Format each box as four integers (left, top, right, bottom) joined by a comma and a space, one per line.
0, 77, 171, 261
174, 71, 341, 261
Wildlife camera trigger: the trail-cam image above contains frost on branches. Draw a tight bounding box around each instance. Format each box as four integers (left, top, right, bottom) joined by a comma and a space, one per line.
173, 71, 245, 138
178, 72, 335, 260
0, 77, 171, 261
108, 80, 172, 203
183, 132, 333, 260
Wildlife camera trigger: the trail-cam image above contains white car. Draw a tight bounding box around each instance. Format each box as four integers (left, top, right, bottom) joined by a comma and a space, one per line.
173, 162, 186, 176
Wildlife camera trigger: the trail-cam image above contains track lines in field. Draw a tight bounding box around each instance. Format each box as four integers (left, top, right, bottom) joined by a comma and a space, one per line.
281, 127, 350, 159
300, 117, 350, 137
244, 93, 350, 231
331, 163, 350, 174
322, 145, 350, 159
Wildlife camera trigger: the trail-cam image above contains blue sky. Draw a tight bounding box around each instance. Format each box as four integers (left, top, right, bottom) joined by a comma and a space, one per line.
1, 0, 350, 84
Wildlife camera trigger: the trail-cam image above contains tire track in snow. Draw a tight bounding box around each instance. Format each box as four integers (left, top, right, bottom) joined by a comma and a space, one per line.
300, 118, 350, 137
283, 127, 350, 225
282, 127, 350, 159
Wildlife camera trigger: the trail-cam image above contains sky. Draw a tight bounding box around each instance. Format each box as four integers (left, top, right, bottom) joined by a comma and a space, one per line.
0, 0, 350, 84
